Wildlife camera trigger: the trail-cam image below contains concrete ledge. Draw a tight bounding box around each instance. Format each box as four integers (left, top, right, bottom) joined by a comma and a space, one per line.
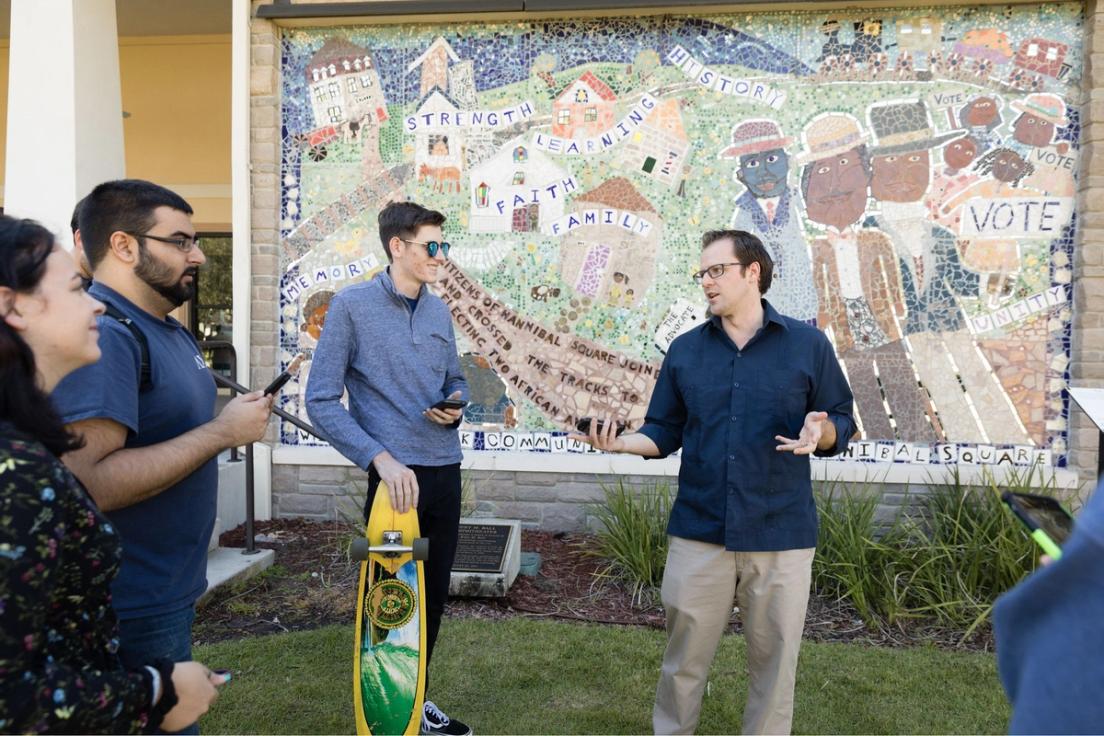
273, 445, 1081, 489
199, 547, 276, 605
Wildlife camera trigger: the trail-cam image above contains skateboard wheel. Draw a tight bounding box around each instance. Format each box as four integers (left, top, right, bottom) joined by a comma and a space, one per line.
412, 537, 429, 561
349, 537, 369, 561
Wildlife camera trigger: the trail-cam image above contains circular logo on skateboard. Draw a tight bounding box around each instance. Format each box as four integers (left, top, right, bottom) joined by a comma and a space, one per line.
366, 579, 416, 629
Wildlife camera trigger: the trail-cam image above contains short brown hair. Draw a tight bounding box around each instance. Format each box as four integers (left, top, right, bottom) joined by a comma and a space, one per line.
701, 229, 774, 294
378, 200, 446, 263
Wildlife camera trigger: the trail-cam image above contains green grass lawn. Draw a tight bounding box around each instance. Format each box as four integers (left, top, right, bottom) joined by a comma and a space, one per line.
196, 618, 1009, 734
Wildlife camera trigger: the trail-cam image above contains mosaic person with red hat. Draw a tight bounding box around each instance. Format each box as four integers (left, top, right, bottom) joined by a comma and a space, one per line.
721, 120, 817, 323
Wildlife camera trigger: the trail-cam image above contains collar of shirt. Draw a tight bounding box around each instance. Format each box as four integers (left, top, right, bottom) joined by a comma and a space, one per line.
87, 281, 181, 332
379, 266, 426, 305
706, 299, 789, 348
824, 225, 857, 244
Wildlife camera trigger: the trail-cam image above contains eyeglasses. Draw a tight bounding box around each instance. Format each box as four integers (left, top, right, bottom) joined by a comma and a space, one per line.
401, 239, 450, 258
126, 231, 201, 253
692, 262, 746, 283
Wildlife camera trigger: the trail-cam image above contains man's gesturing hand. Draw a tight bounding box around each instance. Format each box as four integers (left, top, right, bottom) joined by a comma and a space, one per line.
775, 411, 830, 455
213, 390, 274, 448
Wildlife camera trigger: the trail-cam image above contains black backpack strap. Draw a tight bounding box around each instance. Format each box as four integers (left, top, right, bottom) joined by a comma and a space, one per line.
101, 301, 154, 393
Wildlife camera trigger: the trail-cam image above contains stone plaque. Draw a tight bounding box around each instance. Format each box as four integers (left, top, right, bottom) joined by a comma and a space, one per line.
452, 523, 512, 573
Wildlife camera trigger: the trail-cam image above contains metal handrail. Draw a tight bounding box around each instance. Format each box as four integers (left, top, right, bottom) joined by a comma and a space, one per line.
200, 339, 240, 462
199, 340, 325, 555
203, 358, 326, 557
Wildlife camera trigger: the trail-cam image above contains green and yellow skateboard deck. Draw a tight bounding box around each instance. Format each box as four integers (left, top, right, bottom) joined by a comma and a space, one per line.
351, 483, 429, 735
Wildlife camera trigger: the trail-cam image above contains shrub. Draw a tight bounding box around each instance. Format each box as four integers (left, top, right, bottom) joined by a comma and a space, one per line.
584, 479, 672, 606
812, 465, 1069, 639
813, 480, 912, 626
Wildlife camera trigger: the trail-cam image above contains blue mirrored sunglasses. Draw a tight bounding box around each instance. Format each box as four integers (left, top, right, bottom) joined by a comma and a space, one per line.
401, 238, 451, 258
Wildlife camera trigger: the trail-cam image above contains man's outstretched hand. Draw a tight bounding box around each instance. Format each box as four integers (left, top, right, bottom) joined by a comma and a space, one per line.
775, 411, 831, 455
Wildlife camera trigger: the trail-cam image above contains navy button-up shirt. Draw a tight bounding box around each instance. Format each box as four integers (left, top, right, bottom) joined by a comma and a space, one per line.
638, 300, 857, 552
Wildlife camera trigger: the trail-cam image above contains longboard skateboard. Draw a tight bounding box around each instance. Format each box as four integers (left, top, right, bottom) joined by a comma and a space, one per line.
351, 483, 429, 735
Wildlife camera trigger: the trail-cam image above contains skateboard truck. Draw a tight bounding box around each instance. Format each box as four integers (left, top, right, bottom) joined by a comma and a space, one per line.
350, 534, 429, 561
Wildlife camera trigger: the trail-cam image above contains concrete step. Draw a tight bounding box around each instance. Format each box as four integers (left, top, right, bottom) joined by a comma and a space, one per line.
199, 546, 275, 605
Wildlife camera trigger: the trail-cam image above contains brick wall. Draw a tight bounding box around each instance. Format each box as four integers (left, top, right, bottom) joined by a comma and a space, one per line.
1070, 0, 1104, 486
250, 5, 282, 427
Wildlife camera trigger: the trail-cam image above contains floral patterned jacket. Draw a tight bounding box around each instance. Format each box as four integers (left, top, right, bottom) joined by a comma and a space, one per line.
0, 422, 159, 733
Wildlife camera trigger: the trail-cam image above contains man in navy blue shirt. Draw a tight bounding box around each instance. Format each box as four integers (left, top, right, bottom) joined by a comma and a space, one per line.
578, 230, 856, 735
53, 180, 273, 734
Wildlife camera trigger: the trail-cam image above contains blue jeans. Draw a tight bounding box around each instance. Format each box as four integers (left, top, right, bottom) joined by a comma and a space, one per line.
117, 606, 199, 735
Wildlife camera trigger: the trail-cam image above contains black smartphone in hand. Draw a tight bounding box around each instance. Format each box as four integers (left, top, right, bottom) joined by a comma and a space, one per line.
264, 354, 305, 396
575, 418, 627, 436
432, 398, 468, 411
263, 372, 293, 396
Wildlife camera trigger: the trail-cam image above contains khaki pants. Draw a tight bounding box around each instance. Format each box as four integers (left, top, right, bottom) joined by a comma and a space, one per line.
653, 537, 814, 736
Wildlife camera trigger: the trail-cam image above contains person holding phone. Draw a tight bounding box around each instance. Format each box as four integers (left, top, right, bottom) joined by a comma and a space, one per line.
0, 216, 225, 732
574, 230, 856, 735
306, 200, 470, 736
994, 482, 1104, 733
50, 181, 272, 734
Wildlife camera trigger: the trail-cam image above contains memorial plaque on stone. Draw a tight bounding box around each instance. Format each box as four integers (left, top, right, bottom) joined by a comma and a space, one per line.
452, 523, 512, 573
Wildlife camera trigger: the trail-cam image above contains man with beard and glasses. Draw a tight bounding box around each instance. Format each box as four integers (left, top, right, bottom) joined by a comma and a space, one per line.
52, 179, 273, 735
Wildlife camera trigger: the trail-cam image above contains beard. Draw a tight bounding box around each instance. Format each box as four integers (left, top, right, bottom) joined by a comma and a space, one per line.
135, 244, 197, 307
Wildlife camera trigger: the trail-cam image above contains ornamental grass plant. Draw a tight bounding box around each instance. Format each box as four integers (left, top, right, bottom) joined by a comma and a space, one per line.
812, 465, 1070, 639
588, 466, 1071, 639
584, 478, 672, 605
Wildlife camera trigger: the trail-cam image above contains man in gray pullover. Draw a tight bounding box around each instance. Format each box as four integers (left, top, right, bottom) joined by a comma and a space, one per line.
306, 200, 470, 736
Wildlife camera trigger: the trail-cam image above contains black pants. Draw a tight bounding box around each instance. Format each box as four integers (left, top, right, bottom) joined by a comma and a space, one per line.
365, 463, 461, 680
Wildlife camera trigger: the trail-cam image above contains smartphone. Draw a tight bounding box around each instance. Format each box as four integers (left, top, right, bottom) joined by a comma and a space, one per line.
1001, 491, 1074, 561
575, 418, 627, 436
263, 354, 306, 396
263, 372, 293, 396
432, 398, 468, 410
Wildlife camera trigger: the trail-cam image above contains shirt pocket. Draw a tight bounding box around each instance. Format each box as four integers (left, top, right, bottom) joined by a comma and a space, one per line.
424, 331, 453, 371
684, 383, 730, 421
765, 370, 809, 430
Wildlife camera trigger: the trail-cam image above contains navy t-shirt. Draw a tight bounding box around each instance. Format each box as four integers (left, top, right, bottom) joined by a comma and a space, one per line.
51, 282, 217, 620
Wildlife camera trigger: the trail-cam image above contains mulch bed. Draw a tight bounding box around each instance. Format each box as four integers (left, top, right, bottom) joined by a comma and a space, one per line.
196, 519, 993, 652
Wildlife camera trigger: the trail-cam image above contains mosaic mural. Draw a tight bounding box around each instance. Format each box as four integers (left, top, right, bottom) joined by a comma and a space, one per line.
275, 4, 1083, 466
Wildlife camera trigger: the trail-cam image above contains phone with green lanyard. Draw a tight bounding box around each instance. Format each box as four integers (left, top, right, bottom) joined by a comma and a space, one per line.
1001, 492, 1074, 561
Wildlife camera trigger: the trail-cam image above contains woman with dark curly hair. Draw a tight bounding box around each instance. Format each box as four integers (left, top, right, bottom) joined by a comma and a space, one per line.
0, 214, 223, 733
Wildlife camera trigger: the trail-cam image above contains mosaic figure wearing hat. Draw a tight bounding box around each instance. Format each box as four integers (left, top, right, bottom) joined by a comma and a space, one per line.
866, 100, 1032, 446
1011, 93, 1077, 198
720, 120, 817, 323
799, 112, 937, 443
941, 147, 1044, 307
1010, 93, 1068, 149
